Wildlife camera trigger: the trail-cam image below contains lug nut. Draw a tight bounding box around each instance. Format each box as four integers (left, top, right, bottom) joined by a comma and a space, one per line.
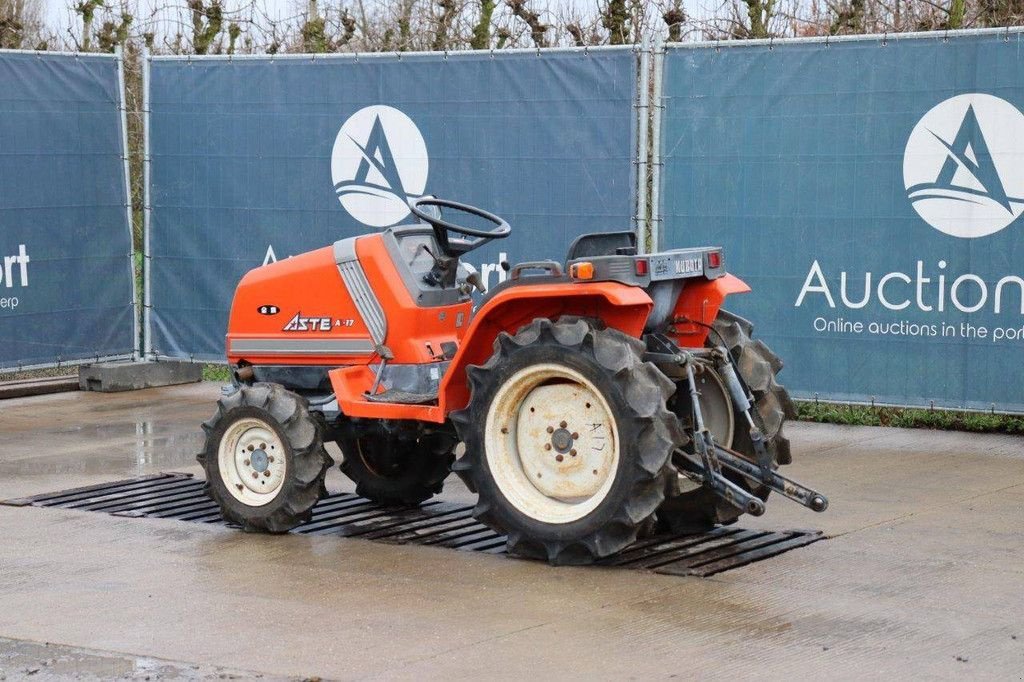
544, 444, 552, 451
546, 426, 554, 434
244, 459, 250, 466
559, 421, 567, 428
247, 444, 254, 452
555, 454, 564, 462
571, 432, 578, 439
570, 449, 577, 457
263, 470, 271, 477
252, 472, 259, 479
260, 443, 266, 450
268, 456, 274, 463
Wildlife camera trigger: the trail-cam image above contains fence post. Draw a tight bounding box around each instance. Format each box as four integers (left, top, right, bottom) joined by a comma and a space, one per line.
635, 38, 651, 253
115, 45, 140, 362
142, 48, 153, 361
649, 32, 665, 251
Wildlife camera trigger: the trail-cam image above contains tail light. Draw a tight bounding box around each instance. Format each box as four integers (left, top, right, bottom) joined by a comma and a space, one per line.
707, 251, 722, 269
635, 259, 648, 276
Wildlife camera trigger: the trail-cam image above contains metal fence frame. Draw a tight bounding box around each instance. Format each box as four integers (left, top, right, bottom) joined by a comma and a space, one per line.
0, 48, 137, 374
141, 45, 649, 362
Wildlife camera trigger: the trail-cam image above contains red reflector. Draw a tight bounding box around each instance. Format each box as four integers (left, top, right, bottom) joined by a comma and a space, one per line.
708, 251, 722, 269
635, 259, 648, 276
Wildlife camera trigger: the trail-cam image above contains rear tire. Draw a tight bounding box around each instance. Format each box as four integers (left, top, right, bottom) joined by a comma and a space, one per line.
657, 310, 796, 533
452, 318, 684, 565
197, 383, 333, 533
337, 429, 455, 505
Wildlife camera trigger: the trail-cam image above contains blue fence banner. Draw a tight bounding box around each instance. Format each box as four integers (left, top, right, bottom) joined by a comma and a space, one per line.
145, 48, 640, 362
658, 29, 1024, 412
0, 50, 136, 371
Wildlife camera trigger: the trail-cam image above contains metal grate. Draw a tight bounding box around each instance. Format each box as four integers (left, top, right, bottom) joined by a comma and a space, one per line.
3, 473, 824, 577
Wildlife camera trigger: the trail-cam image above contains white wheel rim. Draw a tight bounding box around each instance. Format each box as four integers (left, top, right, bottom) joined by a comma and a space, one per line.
484, 363, 620, 524
218, 417, 287, 506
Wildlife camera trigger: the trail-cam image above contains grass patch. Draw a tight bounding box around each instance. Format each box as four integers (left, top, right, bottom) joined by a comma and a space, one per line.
797, 401, 1024, 435
202, 364, 232, 383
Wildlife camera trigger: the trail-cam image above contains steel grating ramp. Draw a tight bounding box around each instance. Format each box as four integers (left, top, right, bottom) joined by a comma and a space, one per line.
3, 473, 824, 577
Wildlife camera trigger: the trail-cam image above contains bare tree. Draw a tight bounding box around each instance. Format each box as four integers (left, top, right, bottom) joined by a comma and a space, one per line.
743, 0, 777, 37
507, 0, 548, 47
0, 0, 45, 48
19, 0, 1024, 61
300, 0, 331, 51
471, 0, 495, 48
661, 0, 685, 41
600, 0, 629, 43
432, 0, 458, 49
74, 0, 103, 50
977, 0, 1024, 26
829, 0, 865, 33
188, 0, 224, 53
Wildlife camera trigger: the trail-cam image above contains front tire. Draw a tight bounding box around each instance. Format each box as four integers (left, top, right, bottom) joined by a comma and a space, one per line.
452, 318, 683, 565
197, 383, 333, 533
336, 429, 455, 505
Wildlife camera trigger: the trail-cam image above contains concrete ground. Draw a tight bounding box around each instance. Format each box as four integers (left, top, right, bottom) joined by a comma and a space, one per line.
0, 383, 1022, 680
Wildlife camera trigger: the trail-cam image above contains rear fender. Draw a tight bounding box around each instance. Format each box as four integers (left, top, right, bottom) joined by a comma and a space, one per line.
670, 274, 751, 347
439, 282, 653, 414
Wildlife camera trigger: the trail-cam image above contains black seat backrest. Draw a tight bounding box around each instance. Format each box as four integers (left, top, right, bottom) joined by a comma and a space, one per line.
565, 231, 638, 262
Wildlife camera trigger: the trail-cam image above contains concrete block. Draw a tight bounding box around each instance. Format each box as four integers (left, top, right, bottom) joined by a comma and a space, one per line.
78, 361, 202, 392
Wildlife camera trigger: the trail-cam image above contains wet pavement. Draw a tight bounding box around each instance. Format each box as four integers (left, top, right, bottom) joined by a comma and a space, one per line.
0, 636, 282, 681
0, 383, 1022, 679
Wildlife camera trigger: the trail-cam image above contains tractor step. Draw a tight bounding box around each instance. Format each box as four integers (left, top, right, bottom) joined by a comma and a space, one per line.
365, 388, 438, 405
4, 473, 826, 577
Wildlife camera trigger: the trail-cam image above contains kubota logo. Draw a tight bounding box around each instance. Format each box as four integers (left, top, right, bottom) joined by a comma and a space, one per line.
331, 105, 428, 228
903, 94, 1024, 239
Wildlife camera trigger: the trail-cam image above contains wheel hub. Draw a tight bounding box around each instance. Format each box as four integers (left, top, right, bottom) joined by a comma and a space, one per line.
550, 428, 573, 453
250, 449, 269, 473
218, 417, 287, 506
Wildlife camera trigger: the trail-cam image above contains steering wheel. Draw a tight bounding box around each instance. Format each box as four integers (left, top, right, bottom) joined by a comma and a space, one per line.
408, 197, 511, 257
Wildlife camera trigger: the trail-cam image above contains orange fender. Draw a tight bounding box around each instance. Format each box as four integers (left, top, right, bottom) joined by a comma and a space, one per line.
670, 273, 751, 347
438, 282, 654, 414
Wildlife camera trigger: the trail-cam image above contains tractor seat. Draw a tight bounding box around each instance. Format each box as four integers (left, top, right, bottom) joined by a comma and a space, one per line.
564, 230, 638, 262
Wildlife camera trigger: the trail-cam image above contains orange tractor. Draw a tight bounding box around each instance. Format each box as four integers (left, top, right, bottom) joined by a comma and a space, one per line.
198, 198, 827, 564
